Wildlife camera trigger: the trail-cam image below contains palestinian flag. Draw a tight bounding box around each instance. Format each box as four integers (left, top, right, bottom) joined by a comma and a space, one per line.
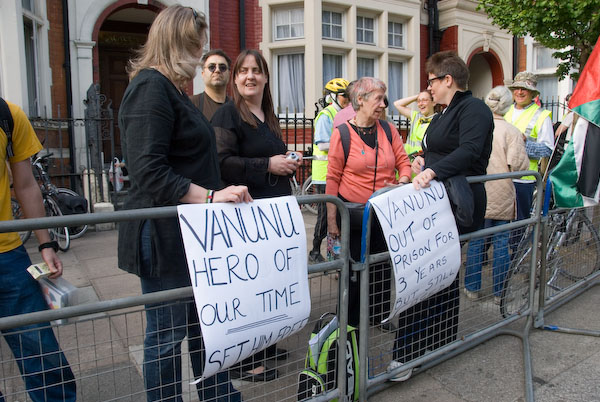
551, 118, 600, 207
569, 35, 600, 127
550, 35, 600, 208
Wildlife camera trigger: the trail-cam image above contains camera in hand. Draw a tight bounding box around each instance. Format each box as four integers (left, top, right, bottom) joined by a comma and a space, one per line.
286, 152, 299, 161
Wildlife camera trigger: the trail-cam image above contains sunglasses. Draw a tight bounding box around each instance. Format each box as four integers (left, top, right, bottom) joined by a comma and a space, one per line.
206, 63, 228, 73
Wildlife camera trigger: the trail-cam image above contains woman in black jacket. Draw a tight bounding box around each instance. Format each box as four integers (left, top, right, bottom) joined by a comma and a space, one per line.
212, 49, 301, 382
388, 51, 493, 381
118, 6, 251, 401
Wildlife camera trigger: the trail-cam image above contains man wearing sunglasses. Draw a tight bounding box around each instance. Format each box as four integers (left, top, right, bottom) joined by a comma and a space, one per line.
191, 49, 231, 120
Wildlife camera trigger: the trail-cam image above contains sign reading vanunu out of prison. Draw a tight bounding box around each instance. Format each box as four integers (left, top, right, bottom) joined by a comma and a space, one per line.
369, 181, 460, 322
177, 196, 310, 381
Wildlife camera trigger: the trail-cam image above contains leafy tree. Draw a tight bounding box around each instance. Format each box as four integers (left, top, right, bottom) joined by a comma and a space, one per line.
478, 0, 600, 80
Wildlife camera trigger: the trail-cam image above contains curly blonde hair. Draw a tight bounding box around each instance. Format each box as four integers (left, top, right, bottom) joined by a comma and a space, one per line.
127, 5, 208, 88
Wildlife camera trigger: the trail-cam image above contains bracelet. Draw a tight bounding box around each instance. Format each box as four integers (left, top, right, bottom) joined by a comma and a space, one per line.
206, 189, 214, 204
38, 241, 59, 253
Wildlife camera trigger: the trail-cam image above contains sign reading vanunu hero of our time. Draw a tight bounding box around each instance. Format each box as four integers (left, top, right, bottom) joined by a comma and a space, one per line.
178, 196, 311, 381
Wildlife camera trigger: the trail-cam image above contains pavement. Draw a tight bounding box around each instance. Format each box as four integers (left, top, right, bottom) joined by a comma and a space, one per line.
19, 211, 600, 402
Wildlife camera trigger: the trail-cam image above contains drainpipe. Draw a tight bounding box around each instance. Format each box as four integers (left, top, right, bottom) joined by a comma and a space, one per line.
512, 36, 519, 79
239, 0, 246, 51
427, 0, 441, 56
62, 0, 76, 189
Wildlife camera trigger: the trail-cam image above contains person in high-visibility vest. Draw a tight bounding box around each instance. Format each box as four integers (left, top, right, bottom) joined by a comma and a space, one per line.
505, 72, 554, 233
309, 78, 350, 263
393, 90, 436, 160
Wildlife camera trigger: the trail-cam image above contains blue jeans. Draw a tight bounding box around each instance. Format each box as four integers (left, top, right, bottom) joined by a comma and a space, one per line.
0, 246, 76, 402
465, 220, 511, 296
140, 222, 241, 402
511, 181, 535, 251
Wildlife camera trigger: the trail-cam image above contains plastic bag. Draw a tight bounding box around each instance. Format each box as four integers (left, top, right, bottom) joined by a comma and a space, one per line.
109, 157, 124, 192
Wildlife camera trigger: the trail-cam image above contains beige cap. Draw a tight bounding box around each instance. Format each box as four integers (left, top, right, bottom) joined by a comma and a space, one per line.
508, 71, 539, 96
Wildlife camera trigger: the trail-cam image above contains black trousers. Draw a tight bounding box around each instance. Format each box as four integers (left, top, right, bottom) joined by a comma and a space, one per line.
311, 184, 328, 253
339, 205, 392, 328
392, 182, 485, 362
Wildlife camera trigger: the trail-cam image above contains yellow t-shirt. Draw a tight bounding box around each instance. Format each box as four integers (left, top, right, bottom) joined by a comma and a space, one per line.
0, 101, 43, 252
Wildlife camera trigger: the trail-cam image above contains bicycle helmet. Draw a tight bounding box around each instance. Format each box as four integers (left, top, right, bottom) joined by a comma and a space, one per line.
324, 78, 350, 95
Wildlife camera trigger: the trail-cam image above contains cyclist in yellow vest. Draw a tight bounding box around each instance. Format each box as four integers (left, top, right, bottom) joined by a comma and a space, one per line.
393, 90, 436, 160
505, 71, 554, 245
309, 78, 350, 263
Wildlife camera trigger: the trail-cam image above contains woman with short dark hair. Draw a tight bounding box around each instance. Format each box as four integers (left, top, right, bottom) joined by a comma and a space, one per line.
389, 51, 493, 382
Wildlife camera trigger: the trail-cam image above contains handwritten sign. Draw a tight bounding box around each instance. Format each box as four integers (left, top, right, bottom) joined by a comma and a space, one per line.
369, 181, 461, 321
177, 196, 310, 380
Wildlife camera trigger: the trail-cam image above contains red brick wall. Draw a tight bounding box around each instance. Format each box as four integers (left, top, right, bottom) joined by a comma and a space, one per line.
439, 25, 458, 52
244, 0, 262, 50
46, 0, 67, 117
209, 0, 262, 64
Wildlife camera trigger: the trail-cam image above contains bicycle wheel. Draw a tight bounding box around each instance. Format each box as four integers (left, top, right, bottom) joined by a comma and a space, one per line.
11, 198, 32, 244
551, 209, 600, 281
500, 229, 533, 318
45, 197, 70, 252
301, 175, 319, 215
56, 187, 89, 239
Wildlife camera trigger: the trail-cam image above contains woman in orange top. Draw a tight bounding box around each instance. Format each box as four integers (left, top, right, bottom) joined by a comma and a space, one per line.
326, 76, 411, 328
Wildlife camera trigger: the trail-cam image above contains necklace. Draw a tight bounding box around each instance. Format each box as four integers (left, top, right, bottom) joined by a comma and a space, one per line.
351, 119, 376, 137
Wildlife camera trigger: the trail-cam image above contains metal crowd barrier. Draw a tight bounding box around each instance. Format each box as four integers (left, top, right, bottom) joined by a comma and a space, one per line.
534, 204, 600, 337
0, 195, 352, 402
7, 171, 600, 401
359, 171, 543, 402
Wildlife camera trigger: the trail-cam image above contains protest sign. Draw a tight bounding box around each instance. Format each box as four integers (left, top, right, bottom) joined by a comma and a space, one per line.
369, 181, 461, 322
177, 196, 311, 381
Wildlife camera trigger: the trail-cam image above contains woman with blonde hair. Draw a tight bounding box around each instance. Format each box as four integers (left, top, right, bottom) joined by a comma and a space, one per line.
118, 5, 250, 401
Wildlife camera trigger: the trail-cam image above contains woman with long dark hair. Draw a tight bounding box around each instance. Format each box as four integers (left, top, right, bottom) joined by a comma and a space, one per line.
212, 49, 301, 382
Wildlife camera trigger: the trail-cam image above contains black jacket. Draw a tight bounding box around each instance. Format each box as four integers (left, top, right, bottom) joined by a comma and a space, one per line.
423, 90, 493, 180
117, 69, 221, 277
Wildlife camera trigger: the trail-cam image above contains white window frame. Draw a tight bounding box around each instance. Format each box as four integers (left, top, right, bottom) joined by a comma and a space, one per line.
21, 0, 50, 117
273, 8, 304, 41
533, 44, 559, 72
323, 53, 345, 88
357, 55, 376, 77
388, 59, 408, 118
274, 52, 305, 116
356, 15, 375, 45
388, 20, 405, 49
322, 10, 343, 41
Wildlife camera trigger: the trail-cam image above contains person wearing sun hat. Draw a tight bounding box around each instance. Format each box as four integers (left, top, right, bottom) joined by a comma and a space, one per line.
505, 71, 554, 248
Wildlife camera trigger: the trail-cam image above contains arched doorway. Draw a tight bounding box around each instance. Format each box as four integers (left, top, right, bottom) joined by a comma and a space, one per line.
95, 4, 160, 162
466, 48, 504, 99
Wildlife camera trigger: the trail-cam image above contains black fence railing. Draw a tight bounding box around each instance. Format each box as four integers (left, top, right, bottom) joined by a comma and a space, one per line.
30, 97, 568, 208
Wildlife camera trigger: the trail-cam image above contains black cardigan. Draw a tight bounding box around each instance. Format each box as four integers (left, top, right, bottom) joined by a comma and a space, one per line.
423, 90, 493, 180
117, 69, 221, 277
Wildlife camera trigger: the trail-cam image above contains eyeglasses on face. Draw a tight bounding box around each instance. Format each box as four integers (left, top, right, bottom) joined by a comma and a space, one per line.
427, 75, 447, 87
189, 7, 198, 20
206, 63, 228, 73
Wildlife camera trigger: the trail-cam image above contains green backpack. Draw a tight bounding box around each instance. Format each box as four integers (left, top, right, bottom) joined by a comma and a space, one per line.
297, 313, 360, 401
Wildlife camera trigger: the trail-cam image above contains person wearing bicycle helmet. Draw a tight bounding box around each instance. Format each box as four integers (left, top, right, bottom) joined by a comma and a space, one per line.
309, 78, 350, 264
